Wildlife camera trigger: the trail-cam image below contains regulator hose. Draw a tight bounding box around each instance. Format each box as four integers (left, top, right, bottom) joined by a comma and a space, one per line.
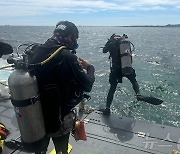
28, 46, 66, 68
0, 65, 14, 71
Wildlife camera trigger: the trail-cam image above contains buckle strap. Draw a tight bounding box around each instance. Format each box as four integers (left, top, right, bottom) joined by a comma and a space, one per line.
11, 94, 40, 107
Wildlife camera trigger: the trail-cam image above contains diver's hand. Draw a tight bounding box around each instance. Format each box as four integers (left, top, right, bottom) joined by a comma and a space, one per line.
78, 57, 91, 70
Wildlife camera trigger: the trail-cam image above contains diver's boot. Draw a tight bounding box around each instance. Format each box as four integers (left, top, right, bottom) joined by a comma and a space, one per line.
102, 108, 111, 115
99, 108, 110, 115
136, 94, 144, 101
104, 108, 110, 115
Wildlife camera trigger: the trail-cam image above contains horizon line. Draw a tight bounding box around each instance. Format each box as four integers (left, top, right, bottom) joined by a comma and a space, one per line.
1, 24, 180, 27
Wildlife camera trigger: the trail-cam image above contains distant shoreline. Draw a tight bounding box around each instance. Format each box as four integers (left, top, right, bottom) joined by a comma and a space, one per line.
79, 24, 180, 27
121, 24, 180, 27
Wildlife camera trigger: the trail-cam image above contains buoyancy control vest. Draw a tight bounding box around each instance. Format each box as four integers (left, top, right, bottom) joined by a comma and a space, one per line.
26, 42, 86, 134
29, 42, 88, 137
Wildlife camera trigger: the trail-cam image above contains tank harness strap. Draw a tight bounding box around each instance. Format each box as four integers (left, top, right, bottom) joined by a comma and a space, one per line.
11, 95, 40, 107
120, 53, 131, 57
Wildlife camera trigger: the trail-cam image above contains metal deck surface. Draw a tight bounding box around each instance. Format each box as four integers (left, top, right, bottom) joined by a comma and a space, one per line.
0, 100, 180, 154
70, 111, 180, 154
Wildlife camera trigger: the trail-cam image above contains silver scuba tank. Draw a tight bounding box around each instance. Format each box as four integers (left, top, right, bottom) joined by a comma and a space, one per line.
119, 40, 133, 75
8, 68, 46, 152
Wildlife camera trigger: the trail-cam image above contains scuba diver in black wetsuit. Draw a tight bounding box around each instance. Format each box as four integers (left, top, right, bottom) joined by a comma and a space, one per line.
102, 34, 141, 114
29, 21, 95, 154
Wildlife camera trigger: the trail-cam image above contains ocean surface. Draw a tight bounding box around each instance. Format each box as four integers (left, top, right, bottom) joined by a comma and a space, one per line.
0, 26, 180, 128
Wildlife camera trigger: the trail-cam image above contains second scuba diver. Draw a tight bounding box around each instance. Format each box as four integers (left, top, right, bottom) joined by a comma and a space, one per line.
102, 34, 141, 114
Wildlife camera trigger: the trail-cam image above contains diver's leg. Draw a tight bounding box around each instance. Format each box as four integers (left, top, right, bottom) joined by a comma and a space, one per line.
106, 82, 118, 109
34, 136, 50, 154
131, 79, 140, 95
127, 74, 143, 101
52, 133, 70, 154
126, 69, 140, 95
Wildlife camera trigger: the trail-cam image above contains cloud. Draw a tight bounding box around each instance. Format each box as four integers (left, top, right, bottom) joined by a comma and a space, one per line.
0, 0, 180, 17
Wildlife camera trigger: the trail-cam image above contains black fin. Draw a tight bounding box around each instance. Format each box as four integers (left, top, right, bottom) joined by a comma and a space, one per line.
137, 95, 163, 105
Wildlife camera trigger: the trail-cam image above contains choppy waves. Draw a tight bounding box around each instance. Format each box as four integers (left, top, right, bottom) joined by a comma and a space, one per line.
0, 26, 180, 127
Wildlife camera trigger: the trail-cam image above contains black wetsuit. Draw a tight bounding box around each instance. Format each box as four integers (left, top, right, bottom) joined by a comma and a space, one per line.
30, 39, 95, 153
103, 38, 139, 109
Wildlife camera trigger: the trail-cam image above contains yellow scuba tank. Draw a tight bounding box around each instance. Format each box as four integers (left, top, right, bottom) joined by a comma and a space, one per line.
119, 34, 134, 75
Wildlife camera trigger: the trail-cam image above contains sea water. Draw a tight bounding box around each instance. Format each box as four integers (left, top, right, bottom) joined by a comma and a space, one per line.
0, 26, 180, 128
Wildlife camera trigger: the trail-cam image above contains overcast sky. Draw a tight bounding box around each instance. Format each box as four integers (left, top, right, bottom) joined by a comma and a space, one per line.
0, 0, 180, 26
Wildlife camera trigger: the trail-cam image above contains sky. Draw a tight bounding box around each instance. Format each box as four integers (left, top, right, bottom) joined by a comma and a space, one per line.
0, 0, 180, 26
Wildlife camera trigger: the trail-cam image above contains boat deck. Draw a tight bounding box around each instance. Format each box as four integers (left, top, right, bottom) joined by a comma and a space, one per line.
0, 99, 180, 154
